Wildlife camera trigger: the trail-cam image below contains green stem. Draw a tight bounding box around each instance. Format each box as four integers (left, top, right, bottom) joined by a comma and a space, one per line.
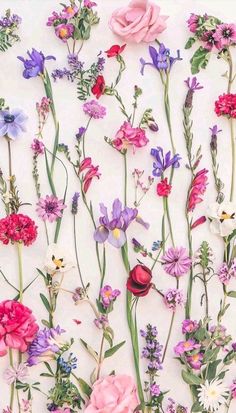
185, 207, 193, 320
96, 333, 105, 380
124, 153, 128, 206
17, 242, 23, 303
7, 138, 14, 195
82, 117, 92, 160
162, 278, 179, 362
161, 197, 166, 254
9, 349, 14, 411
166, 197, 175, 247
73, 215, 86, 292
230, 118, 235, 202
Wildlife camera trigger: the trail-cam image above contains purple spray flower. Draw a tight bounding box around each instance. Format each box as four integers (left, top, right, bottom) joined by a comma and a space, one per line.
100, 285, 121, 308
151, 147, 181, 177
18, 48, 56, 79
140, 43, 182, 75
27, 326, 65, 366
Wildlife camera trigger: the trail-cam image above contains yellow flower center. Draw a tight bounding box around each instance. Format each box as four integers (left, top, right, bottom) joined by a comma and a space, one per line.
59, 28, 69, 38
104, 290, 112, 297
220, 212, 232, 220
183, 341, 191, 349
52, 255, 64, 269
112, 228, 121, 239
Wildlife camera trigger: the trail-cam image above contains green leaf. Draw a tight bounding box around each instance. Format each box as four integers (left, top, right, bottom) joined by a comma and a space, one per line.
80, 339, 98, 362
77, 377, 92, 397
185, 37, 196, 49
104, 341, 126, 359
205, 360, 221, 380
191, 401, 202, 412
190, 47, 210, 74
40, 373, 54, 378
203, 347, 220, 363
40, 293, 51, 313
182, 370, 202, 385
103, 329, 113, 347
227, 290, 236, 298
44, 362, 54, 376
194, 327, 207, 341
96, 299, 107, 314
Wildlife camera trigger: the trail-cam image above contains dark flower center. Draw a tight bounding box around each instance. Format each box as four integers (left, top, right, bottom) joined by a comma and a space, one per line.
223, 29, 232, 38
45, 202, 56, 213
4, 114, 15, 123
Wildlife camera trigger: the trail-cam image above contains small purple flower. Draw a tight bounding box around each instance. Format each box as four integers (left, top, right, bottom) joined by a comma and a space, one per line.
140, 44, 182, 75
0, 109, 27, 140
182, 319, 199, 334
36, 195, 66, 222
31, 138, 45, 155
140, 324, 163, 374
71, 192, 80, 215
51, 68, 74, 82
164, 288, 184, 311
76, 127, 86, 140
94, 199, 138, 248
67, 53, 84, 70
210, 125, 222, 151
151, 147, 181, 177
83, 100, 106, 119
187, 352, 204, 370
27, 326, 65, 366
174, 339, 200, 356
18, 48, 56, 79
94, 315, 108, 329
150, 383, 161, 396
84, 0, 97, 8
185, 77, 203, 92
100, 285, 121, 308
218, 262, 231, 285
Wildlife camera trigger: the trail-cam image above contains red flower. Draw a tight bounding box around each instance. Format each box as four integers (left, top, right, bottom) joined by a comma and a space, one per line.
0, 300, 39, 356
91, 75, 105, 99
79, 157, 101, 193
0, 214, 38, 246
156, 178, 172, 197
105, 44, 126, 58
127, 264, 152, 297
191, 216, 206, 229
215, 93, 236, 118
187, 169, 208, 212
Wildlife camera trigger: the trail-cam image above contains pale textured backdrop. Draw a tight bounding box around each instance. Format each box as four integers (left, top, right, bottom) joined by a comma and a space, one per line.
0, 0, 236, 411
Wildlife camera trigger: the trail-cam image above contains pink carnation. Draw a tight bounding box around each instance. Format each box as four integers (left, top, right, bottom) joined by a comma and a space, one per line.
0, 300, 38, 357
0, 214, 37, 246
112, 121, 149, 152
109, 0, 168, 43
84, 374, 139, 413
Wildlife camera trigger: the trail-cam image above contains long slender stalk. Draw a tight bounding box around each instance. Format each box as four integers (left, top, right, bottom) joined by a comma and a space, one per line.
82, 117, 92, 160
230, 117, 235, 202
17, 242, 23, 303
7, 138, 14, 194
162, 278, 179, 362
9, 349, 14, 411
124, 153, 128, 206
73, 215, 86, 293
96, 333, 105, 380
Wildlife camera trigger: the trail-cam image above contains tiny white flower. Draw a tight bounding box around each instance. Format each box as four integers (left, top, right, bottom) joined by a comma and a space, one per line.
44, 243, 75, 275
207, 202, 236, 237
198, 379, 229, 412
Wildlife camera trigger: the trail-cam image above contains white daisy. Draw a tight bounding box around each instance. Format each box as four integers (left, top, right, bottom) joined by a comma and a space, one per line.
44, 243, 75, 275
198, 379, 229, 412
207, 202, 236, 237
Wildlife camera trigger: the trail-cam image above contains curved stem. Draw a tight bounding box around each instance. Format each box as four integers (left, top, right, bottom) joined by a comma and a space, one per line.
17, 242, 23, 303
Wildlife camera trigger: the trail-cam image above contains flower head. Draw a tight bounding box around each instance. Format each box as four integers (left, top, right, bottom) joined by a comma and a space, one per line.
83, 100, 106, 119
0, 109, 27, 140
151, 147, 181, 177
44, 243, 75, 275
207, 202, 236, 237
127, 265, 152, 297
157, 178, 172, 197
140, 43, 181, 75
18, 48, 56, 79
71, 192, 80, 215
214, 23, 236, 48
112, 121, 149, 152
3, 363, 28, 385
94, 199, 138, 248
84, 0, 97, 8
174, 339, 200, 356
55, 23, 74, 42
164, 288, 184, 311
27, 325, 65, 366
215, 93, 236, 118
100, 285, 121, 308
105, 44, 126, 57
182, 319, 199, 334
0, 300, 38, 356
162, 247, 191, 277
230, 379, 236, 399
0, 214, 37, 246
187, 13, 200, 33
79, 157, 101, 193
36, 195, 66, 222
91, 75, 105, 99
188, 169, 208, 212
198, 379, 229, 412
210, 125, 222, 152
31, 138, 45, 155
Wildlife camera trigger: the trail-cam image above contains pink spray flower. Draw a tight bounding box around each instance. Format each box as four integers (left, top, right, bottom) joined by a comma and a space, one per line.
112, 121, 149, 152
174, 339, 200, 356
187, 352, 204, 370
214, 23, 236, 48
79, 157, 101, 193
188, 169, 208, 212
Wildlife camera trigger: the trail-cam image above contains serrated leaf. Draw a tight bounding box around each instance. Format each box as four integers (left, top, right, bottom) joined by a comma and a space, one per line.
104, 341, 125, 359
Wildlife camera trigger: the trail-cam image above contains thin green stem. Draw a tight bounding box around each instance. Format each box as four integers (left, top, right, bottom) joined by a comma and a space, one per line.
96, 333, 105, 380
185, 210, 193, 320
7, 138, 14, 194
161, 197, 166, 254
124, 153, 128, 206
82, 117, 92, 160
73, 215, 86, 292
9, 349, 15, 411
162, 278, 179, 362
230, 118, 235, 202
166, 197, 175, 247
17, 242, 23, 303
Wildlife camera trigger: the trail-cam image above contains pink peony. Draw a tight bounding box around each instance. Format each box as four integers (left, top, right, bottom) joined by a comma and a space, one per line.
84, 374, 139, 412
113, 121, 149, 152
109, 0, 168, 43
0, 300, 38, 357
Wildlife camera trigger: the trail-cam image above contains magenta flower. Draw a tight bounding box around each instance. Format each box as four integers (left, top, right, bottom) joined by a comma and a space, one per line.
218, 262, 231, 285
61, 5, 79, 19
182, 319, 199, 334
214, 23, 236, 48
100, 285, 121, 308
186, 352, 204, 370
187, 13, 200, 33
230, 379, 236, 399
112, 121, 149, 152
188, 169, 208, 212
163, 288, 184, 311
83, 100, 106, 119
174, 339, 200, 356
36, 195, 66, 222
162, 247, 191, 277
55, 23, 74, 42
84, 0, 97, 8
31, 138, 45, 155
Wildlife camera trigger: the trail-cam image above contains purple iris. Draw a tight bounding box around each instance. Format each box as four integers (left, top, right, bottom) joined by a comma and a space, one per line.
151, 147, 181, 177
0, 109, 27, 140
94, 199, 138, 248
17, 48, 56, 79
27, 325, 65, 366
140, 43, 182, 75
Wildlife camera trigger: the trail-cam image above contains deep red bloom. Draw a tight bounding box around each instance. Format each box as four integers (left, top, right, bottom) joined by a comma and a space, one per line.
0, 300, 38, 356
191, 216, 206, 229
105, 44, 126, 57
0, 214, 38, 246
91, 75, 105, 99
156, 178, 172, 197
215, 93, 236, 118
79, 157, 101, 193
127, 264, 152, 297
188, 169, 208, 212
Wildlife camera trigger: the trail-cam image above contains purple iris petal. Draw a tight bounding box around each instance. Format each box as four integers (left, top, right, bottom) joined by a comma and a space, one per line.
94, 225, 109, 243
122, 207, 138, 231
151, 146, 181, 177
18, 48, 56, 79
141, 43, 182, 74
107, 228, 126, 248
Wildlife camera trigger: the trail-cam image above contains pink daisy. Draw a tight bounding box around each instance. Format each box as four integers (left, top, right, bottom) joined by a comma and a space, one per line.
162, 247, 192, 277
36, 195, 66, 222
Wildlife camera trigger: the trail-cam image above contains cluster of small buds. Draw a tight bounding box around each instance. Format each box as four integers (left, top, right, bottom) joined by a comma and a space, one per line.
71, 192, 80, 215
94, 315, 109, 329
36, 97, 51, 122
132, 169, 154, 207
31, 138, 45, 155
218, 259, 236, 285
165, 398, 188, 413
210, 324, 231, 347
164, 288, 185, 311
140, 325, 163, 373
0, 13, 22, 28
67, 53, 84, 70
152, 241, 162, 251
76, 127, 86, 140
52, 67, 75, 82
140, 108, 159, 132
194, 241, 214, 268
58, 353, 77, 374
72, 287, 87, 303
96, 56, 105, 72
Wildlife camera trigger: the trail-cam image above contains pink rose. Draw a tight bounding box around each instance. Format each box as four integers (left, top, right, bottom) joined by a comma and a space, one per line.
109, 0, 168, 43
84, 374, 139, 413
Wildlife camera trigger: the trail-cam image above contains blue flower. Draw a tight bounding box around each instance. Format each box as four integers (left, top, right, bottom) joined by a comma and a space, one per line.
140, 44, 182, 75
0, 109, 28, 140
151, 147, 181, 177
18, 48, 55, 79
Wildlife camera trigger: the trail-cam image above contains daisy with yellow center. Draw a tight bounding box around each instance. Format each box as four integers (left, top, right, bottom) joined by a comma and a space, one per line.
198, 379, 229, 412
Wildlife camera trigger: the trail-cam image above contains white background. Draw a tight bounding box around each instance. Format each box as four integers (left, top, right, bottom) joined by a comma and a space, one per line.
0, 0, 236, 411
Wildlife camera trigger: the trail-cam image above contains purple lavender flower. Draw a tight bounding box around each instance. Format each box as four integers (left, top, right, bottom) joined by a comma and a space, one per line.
94, 199, 138, 248
140, 324, 163, 371
18, 48, 56, 79
210, 125, 222, 151
185, 77, 203, 92
71, 192, 80, 215
150, 383, 161, 396
100, 285, 121, 308
51, 68, 74, 82
27, 326, 65, 366
67, 53, 84, 70
151, 147, 181, 177
31, 138, 45, 155
0, 109, 27, 140
140, 44, 182, 75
